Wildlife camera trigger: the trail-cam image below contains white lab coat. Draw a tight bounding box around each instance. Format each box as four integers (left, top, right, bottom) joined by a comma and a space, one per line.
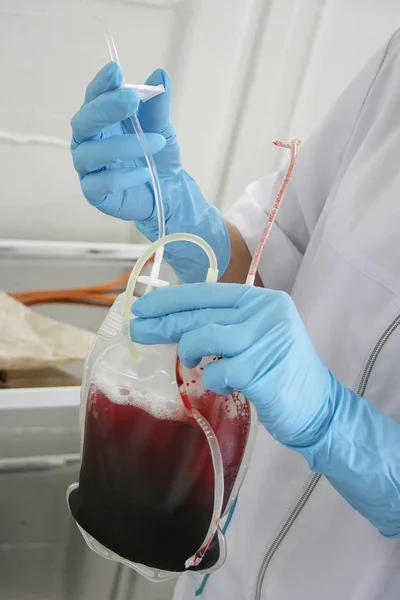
173, 29, 400, 600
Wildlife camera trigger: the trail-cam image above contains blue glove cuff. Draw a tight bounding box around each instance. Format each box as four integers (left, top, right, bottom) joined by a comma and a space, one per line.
293, 378, 400, 538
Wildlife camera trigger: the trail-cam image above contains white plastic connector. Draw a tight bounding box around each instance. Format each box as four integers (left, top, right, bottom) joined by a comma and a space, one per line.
137, 275, 169, 288
152, 246, 164, 279
123, 83, 165, 102
137, 246, 168, 290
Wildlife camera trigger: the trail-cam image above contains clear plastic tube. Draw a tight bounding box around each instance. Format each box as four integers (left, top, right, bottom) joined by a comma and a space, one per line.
95, 16, 166, 242
246, 139, 301, 286
183, 409, 224, 569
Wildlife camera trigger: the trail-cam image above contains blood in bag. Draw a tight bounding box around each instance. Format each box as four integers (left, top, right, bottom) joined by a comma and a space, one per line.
70, 384, 215, 572
69, 359, 253, 572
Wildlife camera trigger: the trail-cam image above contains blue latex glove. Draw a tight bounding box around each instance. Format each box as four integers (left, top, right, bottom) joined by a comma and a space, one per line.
132, 283, 400, 538
70, 62, 230, 283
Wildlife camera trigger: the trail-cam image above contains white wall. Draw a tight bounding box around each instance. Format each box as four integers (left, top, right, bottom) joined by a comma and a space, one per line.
0, 0, 399, 242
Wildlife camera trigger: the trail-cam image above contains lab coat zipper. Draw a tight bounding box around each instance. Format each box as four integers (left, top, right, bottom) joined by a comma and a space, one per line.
253, 312, 400, 600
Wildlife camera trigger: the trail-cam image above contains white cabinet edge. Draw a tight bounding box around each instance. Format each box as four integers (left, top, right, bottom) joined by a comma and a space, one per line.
0, 386, 80, 410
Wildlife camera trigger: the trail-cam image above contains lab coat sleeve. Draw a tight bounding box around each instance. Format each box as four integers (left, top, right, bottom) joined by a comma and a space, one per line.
297, 380, 400, 538
226, 30, 399, 292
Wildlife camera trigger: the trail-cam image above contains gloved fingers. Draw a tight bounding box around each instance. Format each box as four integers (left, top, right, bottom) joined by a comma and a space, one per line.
71, 88, 139, 144
83, 188, 149, 221
131, 309, 238, 345
200, 357, 239, 396
201, 349, 264, 397
72, 133, 166, 176
84, 62, 123, 105
201, 360, 233, 397
81, 167, 151, 206
138, 69, 172, 136
132, 283, 250, 318
178, 323, 246, 368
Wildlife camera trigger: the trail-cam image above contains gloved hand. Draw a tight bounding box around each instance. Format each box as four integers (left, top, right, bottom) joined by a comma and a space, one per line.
70, 62, 230, 283
132, 283, 334, 447
131, 283, 400, 538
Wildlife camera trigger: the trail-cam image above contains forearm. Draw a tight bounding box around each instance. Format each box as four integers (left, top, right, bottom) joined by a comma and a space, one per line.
220, 221, 263, 286
298, 379, 400, 538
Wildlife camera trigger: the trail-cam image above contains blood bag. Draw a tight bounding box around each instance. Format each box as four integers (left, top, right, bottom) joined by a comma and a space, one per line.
67, 235, 258, 581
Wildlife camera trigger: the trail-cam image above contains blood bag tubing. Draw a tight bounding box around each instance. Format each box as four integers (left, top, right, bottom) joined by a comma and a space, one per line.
87, 8, 167, 284
246, 139, 301, 285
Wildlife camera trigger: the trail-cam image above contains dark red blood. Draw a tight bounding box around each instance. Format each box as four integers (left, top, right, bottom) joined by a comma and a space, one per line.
70, 387, 215, 572
70, 359, 251, 573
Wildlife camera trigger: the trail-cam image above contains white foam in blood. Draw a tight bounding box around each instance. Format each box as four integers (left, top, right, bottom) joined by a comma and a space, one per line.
92, 369, 186, 422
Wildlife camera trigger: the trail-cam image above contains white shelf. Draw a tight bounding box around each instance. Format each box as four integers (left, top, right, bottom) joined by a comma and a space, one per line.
0, 239, 148, 261
0, 386, 80, 410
